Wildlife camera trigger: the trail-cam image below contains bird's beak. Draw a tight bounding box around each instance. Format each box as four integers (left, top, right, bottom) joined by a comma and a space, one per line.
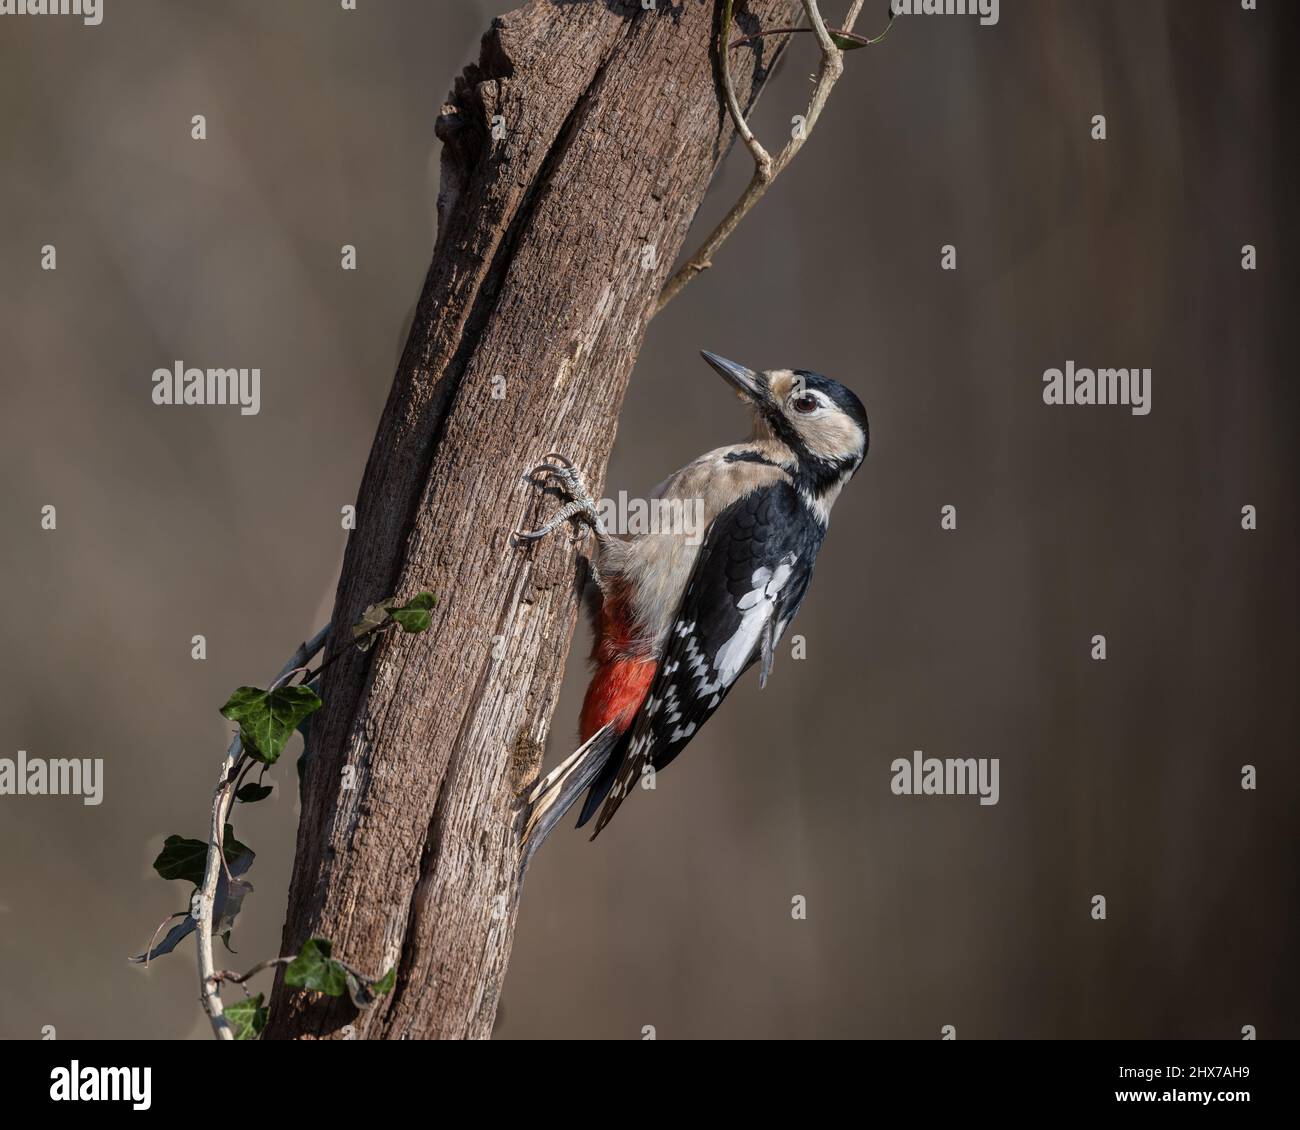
700, 351, 765, 405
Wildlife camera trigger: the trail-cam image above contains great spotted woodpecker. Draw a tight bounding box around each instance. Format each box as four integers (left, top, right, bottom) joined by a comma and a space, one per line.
518, 352, 868, 864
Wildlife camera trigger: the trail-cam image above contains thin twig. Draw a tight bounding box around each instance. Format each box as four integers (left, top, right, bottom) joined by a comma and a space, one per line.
729, 21, 893, 50
211, 956, 292, 987
719, 0, 772, 179
654, 0, 873, 316
196, 625, 329, 1040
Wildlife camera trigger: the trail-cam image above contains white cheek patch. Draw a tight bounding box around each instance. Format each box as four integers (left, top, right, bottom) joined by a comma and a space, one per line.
799, 412, 863, 462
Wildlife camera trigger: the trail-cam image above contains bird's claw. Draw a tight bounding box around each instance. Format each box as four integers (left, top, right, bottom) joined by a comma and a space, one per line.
522, 452, 574, 481
516, 452, 599, 545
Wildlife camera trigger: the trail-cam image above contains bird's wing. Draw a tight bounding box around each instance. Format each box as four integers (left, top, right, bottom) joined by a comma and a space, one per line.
589, 482, 824, 838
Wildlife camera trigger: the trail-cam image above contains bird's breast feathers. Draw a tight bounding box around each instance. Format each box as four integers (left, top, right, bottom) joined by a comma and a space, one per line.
619, 442, 796, 653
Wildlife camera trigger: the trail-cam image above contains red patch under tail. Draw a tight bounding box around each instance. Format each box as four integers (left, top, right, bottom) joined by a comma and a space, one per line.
579, 586, 656, 742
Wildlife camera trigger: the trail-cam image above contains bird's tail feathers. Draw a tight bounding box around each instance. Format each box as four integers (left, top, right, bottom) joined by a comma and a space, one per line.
522, 724, 622, 869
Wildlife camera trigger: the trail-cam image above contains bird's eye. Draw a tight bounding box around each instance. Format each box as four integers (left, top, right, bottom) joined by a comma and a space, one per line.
792, 394, 819, 414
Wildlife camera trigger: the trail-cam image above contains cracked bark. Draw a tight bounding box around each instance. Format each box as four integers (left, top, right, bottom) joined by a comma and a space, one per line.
264, 0, 802, 1040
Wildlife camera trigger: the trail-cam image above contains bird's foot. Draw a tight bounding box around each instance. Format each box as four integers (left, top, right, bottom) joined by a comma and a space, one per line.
516, 453, 605, 543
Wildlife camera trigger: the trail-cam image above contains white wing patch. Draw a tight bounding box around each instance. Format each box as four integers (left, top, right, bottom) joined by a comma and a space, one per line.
677, 554, 798, 702
712, 553, 797, 685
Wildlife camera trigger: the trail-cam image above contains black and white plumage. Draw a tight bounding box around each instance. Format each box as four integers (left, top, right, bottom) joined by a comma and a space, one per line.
519, 351, 868, 862
589, 479, 823, 835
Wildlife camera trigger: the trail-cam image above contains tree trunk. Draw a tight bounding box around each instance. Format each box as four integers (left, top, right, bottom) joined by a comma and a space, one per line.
266, 0, 801, 1040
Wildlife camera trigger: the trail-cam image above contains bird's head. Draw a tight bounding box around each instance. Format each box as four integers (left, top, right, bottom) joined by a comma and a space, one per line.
700, 351, 869, 489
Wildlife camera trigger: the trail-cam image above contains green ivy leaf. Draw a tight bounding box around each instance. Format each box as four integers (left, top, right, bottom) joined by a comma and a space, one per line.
220, 684, 322, 765
151, 836, 208, 885
152, 827, 252, 887
387, 591, 436, 634
283, 939, 394, 1008
284, 937, 349, 997
224, 994, 268, 1040
236, 783, 273, 804
351, 591, 437, 647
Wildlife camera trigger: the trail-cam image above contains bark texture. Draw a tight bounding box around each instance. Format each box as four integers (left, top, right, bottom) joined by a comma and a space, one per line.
266, 0, 801, 1040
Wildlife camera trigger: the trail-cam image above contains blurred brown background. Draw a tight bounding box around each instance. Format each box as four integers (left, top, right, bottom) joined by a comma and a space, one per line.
0, 0, 1295, 1040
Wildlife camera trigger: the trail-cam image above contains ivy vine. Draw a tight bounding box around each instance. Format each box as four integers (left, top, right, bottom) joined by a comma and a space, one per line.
132, 591, 437, 1038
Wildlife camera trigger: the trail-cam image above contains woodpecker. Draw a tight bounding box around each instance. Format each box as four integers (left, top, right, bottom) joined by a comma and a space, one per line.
517, 351, 868, 865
